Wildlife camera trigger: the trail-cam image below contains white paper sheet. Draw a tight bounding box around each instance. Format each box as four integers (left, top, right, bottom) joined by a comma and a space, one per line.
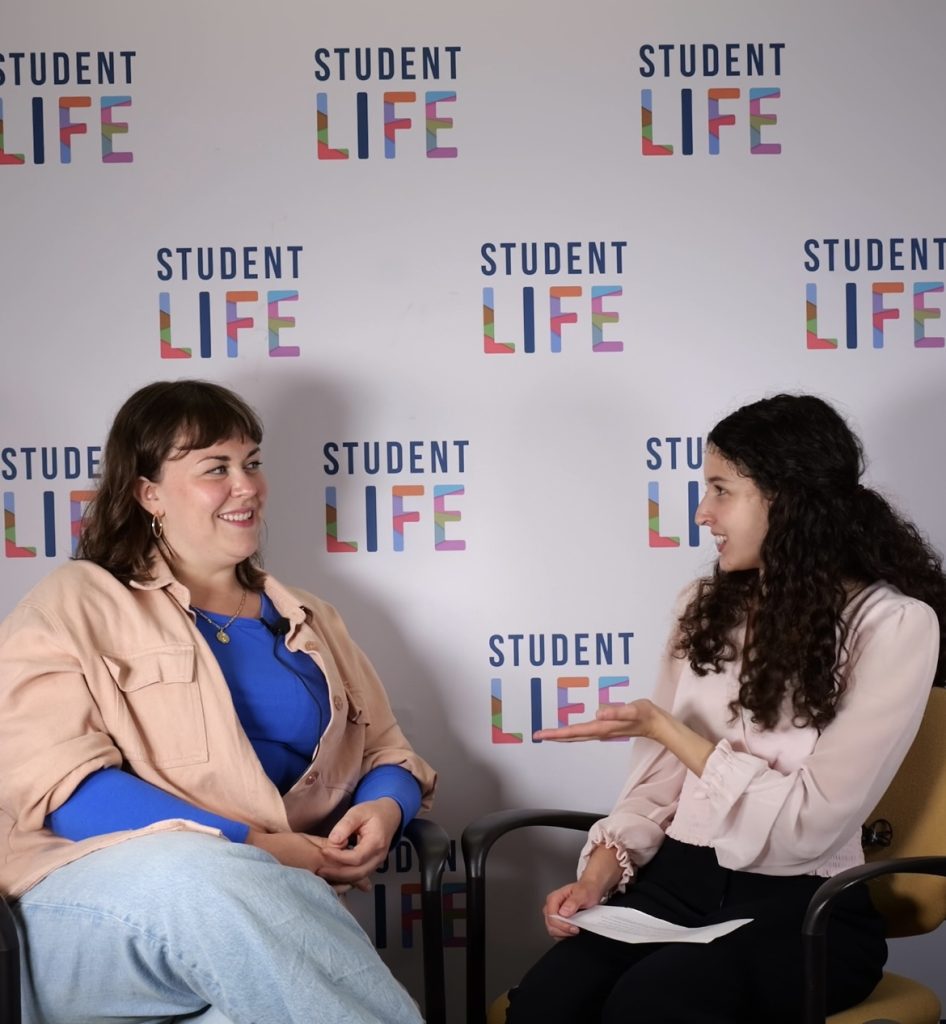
551, 906, 753, 944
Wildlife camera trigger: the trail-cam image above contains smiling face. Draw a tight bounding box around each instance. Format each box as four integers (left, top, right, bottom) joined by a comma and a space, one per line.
695, 447, 770, 572
135, 435, 267, 581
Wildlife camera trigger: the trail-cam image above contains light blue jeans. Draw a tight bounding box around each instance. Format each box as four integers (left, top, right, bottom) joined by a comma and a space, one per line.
12, 831, 424, 1024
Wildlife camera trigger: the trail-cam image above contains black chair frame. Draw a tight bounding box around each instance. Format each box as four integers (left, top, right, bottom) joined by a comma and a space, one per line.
0, 815, 451, 1024
801, 854, 946, 1024
0, 889, 19, 1024
462, 808, 602, 1024
404, 815, 451, 1024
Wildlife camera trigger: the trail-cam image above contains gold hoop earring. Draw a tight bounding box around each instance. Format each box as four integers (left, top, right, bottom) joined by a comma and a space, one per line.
151, 514, 165, 540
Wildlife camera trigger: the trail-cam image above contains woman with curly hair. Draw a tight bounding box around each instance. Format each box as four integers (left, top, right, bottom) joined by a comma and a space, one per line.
507, 393, 946, 1024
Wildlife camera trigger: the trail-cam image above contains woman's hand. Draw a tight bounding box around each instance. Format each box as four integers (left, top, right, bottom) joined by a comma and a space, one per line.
534, 699, 715, 777
543, 880, 608, 939
543, 845, 623, 939
317, 797, 402, 885
246, 829, 331, 874
534, 699, 666, 743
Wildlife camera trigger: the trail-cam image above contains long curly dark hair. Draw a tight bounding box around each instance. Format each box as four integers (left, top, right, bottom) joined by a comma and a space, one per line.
676, 394, 946, 730
76, 380, 267, 589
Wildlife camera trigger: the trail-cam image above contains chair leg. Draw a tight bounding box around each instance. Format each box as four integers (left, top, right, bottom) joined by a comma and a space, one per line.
403, 817, 451, 1024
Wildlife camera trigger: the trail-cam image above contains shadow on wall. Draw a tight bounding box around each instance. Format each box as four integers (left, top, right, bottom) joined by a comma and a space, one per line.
250, 372, 501, 815
235, 372, 506, 1017
867, 381, 946, 561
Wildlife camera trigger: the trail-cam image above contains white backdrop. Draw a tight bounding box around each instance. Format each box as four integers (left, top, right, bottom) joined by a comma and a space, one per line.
2, 1, 946, 1018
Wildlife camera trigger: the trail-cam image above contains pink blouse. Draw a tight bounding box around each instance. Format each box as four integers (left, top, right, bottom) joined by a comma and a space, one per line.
579, 582, 939, 884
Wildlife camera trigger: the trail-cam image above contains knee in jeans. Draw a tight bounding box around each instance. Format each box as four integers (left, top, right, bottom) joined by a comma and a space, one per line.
145, 832, 339, 916
102, 830, 306, 912
128, 831, 263, 886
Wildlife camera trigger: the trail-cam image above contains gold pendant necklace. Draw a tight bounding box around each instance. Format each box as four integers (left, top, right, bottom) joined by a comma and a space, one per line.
192, 588, 248, 644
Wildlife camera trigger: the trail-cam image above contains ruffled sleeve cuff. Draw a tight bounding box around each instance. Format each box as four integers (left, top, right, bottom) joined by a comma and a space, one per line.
577, 819, 662, 894
698, 739, 766, 803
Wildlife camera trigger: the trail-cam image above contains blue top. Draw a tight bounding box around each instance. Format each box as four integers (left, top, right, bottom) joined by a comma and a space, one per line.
48, 592, 422, 843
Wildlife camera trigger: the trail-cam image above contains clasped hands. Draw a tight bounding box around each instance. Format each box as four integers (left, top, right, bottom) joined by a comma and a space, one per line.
247, 796, 401, 892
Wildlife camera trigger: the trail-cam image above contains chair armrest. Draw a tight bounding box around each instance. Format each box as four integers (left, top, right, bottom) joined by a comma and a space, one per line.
404, 816, 452, 898
462, 809, 604, 1024
801, 856, 946, 1024
463, 809, 603, 882
402, 817, 452, 1024
0, 894, 21, 1024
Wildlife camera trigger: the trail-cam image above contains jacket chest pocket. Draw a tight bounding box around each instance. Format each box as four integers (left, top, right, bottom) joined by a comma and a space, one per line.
101, 645, 208, 768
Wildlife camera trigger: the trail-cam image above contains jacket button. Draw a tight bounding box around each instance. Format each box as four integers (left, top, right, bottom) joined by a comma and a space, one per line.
304, 641, 317, 652
333, 695, 344, 711
305, 771, 319, 785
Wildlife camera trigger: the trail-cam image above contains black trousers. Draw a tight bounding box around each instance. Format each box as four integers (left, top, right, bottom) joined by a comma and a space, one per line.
506, 839, 886, 1024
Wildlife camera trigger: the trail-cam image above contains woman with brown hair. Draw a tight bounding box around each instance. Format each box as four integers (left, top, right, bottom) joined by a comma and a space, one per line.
0, 380, 435, 1024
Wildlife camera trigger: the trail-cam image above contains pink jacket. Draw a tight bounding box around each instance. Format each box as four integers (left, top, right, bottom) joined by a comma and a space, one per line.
0, 554, 436, 898
580, 582, 939, 884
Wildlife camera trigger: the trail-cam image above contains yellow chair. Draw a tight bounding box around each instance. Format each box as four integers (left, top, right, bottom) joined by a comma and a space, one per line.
464, 688, 946, 1024
804, 686, 946, 1023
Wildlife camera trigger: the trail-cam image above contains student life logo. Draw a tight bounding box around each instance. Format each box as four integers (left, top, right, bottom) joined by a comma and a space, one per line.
480, 241, 627, 357
0, 50, 135, 166
645, 433, 708, 550
1, 445, 102, 560
314, 46, 459, 160
638, 41, 784, 157
488, 630, 637, 744
322, 440, 468, 555
804, 236, 945, 353
156, 245, 305, 361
